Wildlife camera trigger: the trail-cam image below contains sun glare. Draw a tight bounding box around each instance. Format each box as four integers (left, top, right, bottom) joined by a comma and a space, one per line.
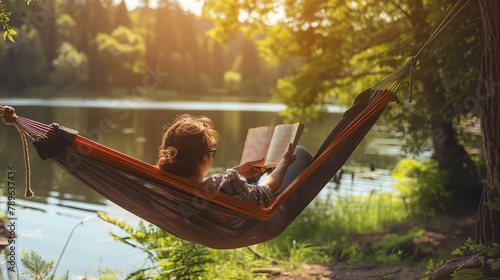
116, 0, 203, 14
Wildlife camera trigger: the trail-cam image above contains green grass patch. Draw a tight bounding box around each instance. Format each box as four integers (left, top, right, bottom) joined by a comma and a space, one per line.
18, 192, 411, 279
278, 191, 408, 245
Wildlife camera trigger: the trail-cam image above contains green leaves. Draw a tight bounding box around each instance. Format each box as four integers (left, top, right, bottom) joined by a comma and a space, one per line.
20, 250, 70, 280
1, 1, 16, 42
20, 250, 68, 280
453, 238, 500, 258
1, 0, 33, 42
21, 250, 55, 280
3, 28, 16, 42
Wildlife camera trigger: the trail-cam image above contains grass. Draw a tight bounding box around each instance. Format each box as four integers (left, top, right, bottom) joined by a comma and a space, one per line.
277, 190, 408, 245
17, 190, 410, 279
199, 190, 410, 278
184, 189, 409, 278
255, 189, 410, 268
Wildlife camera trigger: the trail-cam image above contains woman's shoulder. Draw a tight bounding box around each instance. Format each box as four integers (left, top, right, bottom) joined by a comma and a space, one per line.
213, 169, 244, 180
204, 169, 243, 183
225, 168, 242, 176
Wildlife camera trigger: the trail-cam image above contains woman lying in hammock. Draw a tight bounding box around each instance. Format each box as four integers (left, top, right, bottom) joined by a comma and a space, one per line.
156, 114, 312, 207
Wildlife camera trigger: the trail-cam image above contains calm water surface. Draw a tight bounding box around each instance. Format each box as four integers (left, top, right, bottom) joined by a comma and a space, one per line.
0, 97, 401, 278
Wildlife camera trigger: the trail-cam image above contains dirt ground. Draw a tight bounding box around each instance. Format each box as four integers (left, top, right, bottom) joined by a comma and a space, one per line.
268, 215, 477, 280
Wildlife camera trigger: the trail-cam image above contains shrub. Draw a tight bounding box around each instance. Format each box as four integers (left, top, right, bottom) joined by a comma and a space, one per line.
392, 158, 452, 218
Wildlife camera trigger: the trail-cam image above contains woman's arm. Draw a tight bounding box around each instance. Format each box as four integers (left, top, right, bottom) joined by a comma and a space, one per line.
259, 143, 296, 192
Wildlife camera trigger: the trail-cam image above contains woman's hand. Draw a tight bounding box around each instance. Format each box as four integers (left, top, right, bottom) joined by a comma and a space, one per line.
260, 143, 297, 193
280, 143, 297, 166
233, 159, 267, 179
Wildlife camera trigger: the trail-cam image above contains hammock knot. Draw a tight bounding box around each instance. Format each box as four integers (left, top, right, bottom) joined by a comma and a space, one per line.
0, 105, 34, 198
408, 56, 417, 66
0, 105, 17, 125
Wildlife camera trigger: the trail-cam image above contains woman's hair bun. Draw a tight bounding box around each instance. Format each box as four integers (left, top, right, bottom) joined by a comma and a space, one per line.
157, 146, 186, 176
159, 146, 177, 164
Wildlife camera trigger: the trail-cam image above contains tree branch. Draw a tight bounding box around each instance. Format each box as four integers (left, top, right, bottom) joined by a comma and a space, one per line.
429, 253, 484, 280
386, 0, 412, 21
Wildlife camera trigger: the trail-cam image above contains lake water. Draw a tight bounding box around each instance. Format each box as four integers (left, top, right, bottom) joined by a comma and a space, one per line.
0, 97, 402, 279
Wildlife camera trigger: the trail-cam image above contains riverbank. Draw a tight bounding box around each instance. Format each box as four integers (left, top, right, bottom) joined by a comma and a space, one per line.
270, 214, 476, 279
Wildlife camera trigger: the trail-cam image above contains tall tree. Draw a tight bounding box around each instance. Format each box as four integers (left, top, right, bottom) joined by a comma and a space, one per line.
240, 37, 264, 96
139, 4, 156, 74
154, 1, 178, 67
210, 38, 225, 87
475, 0, 500, 244
95, 26, 144, 88
403, 0, 482, 211
76, 0, 112, 89
200, 36, 225, 88
203, 0, 483, 212
55, 13, 78, 47
31, 1, 58, 63
179, 11, 204, 94
113, 0, 131, 28
240, 38, 259, 80
428, 4, 500, 276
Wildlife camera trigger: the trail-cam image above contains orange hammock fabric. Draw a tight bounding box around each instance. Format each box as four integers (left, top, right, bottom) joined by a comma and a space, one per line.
2, 59, 410, 247
2, 88, 397, 249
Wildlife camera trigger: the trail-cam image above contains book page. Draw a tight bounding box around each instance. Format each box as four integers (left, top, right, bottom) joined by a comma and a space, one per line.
239, 126, 275, 166
263, 123, 304, 167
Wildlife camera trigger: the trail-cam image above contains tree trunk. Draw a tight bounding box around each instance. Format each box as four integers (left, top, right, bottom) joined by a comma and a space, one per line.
475, 0, 500, 244
408, 0, 481, 210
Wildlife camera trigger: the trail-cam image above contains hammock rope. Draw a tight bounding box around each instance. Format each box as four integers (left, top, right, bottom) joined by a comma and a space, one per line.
378, 0, 472, 103
0, 105, 34, 197
413, 0, 473, 60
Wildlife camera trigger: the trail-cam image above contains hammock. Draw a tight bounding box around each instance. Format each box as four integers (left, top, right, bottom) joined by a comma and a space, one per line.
0, 62, 409, 249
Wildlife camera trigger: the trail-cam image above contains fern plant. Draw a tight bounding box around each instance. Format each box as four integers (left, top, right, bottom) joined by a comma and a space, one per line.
155, 240, 213, 279
452, 238, 500, 258
98, 211, 213, 279
20, 250, 69, 280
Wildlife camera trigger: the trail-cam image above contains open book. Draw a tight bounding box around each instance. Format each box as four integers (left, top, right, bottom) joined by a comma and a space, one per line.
240, 122, 304, 168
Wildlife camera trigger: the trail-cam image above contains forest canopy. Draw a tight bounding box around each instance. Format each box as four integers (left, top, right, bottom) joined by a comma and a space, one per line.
0, 0, 291, 101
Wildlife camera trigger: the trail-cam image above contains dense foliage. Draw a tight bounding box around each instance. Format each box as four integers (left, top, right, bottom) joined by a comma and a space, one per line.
392, 158, 451, 218
0, 0, 288, 98
204, 0, 482, 120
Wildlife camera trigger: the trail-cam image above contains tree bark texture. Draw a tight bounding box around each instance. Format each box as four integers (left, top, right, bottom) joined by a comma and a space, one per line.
429, 253, 484, 280
475, 0, 500, 244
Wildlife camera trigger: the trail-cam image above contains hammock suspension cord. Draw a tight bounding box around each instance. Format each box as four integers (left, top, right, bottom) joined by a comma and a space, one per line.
374, 0, 473, 103
413, 0, 473, 60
